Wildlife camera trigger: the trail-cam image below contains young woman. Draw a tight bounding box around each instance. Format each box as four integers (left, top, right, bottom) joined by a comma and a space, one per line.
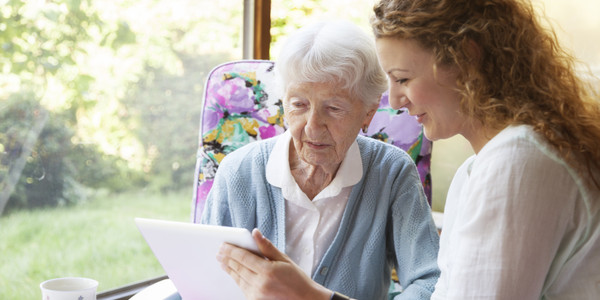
371, 0, 600, 298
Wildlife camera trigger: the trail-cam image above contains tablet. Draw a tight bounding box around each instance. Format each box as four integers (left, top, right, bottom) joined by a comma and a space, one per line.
134, 218, 260, 300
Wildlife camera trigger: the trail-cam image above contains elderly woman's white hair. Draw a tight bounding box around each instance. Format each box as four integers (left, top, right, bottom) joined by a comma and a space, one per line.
276, 20, 389, 107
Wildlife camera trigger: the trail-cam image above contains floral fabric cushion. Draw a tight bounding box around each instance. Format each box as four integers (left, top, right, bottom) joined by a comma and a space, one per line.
192, 60, 432, 222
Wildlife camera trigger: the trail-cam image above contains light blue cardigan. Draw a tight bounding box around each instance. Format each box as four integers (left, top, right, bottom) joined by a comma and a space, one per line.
201, 135, 440, 300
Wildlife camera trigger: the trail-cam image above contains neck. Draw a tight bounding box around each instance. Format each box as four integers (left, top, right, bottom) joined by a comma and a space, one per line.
289, 148, 339, 200
463, 122, 504, 154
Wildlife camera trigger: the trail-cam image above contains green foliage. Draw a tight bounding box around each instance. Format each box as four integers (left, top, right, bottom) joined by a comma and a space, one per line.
70, 143, 146, 192
121, 52, 231, 193
0, 0, 101, 78
0, 92, 143, 212
103, 20, 137, 50
1, 92, 69, 210
270, 0, 325, 46
0, 0, 126, 214
0, 0, 248, 213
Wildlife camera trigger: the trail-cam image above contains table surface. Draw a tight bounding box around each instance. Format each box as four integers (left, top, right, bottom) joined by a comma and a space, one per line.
129, 279, 180, 300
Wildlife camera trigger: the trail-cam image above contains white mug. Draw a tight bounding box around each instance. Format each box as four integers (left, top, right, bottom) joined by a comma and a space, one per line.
40, 277, 98, 300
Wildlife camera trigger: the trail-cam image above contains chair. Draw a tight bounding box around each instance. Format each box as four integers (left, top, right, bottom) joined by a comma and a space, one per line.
192, 60, 432, 223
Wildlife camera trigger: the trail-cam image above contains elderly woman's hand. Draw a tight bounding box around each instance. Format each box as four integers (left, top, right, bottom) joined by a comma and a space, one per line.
216, 228, 333, 300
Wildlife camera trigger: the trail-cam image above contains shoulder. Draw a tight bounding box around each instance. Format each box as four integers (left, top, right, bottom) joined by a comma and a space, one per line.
470, 125, 586, 202
356, 135, 421, 189
356, 135, 413, 164
475, 125, 570, 172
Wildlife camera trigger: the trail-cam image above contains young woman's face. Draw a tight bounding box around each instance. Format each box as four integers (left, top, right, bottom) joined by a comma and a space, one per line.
375, 37, 467, 141
283, 81, 376, 169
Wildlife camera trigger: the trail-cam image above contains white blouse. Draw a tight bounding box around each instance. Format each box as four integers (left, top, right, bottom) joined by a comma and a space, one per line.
265, 131, 362, 275
432, 125, 600, 299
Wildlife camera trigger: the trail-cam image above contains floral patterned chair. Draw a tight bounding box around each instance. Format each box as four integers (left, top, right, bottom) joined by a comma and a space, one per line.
192, 59, 432, 223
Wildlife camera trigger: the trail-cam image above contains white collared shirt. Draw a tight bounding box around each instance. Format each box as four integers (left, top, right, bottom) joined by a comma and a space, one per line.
266, 131, 363, 275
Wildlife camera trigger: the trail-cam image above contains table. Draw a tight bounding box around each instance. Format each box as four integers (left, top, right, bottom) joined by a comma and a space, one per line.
129, 279, 180, 300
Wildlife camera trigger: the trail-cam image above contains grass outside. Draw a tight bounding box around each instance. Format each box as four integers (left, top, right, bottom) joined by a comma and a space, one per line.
0, 189, 191, 300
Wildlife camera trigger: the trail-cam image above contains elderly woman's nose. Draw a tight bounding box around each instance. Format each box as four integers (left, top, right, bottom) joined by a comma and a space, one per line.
307, 108, 320, 122
305, 108, 325, 131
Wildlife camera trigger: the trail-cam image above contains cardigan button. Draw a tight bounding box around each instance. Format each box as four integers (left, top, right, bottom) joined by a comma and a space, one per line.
320, 266, 329, 276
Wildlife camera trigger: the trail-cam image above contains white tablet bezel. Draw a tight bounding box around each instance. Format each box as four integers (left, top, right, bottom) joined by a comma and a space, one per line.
134, 217, 260, 300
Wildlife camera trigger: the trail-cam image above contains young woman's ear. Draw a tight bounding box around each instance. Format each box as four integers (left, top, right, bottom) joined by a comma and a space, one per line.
465, 38, 482, 64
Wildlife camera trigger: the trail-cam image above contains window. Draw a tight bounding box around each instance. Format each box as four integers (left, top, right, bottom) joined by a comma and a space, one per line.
1, 1, 598, 299
1, 1, 243, 298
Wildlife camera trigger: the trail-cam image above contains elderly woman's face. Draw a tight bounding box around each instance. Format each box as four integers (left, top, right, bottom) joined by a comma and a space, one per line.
283, 81, 375, 168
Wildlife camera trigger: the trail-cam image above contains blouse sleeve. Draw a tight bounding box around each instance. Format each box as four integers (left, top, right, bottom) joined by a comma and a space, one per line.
440, 140, 578, 299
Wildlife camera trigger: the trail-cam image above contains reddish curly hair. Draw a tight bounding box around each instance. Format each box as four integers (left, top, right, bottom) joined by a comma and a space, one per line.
371, 0, 600, 189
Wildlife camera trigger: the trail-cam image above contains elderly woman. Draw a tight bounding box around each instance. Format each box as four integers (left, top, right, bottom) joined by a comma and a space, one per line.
371, 0, 600, 299
201, 20, 440, 300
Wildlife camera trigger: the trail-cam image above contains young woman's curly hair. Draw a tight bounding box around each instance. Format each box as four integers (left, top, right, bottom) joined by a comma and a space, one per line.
371, 0, 600, 189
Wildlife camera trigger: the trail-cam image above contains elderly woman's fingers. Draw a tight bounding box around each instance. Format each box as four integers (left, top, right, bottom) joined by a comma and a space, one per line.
217, 250, 255, 291
218, 245, 251, 271
217, 241, 276, 292
217, 242, 277, 299
217, 234, 334, 300
251, 228, 290, 263
218, 243, 258, 273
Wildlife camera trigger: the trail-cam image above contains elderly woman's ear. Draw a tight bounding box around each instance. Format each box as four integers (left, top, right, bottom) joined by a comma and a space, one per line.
362, 104, 379, 134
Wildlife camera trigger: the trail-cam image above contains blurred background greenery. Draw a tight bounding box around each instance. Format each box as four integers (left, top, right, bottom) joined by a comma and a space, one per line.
0, 0, 598, 298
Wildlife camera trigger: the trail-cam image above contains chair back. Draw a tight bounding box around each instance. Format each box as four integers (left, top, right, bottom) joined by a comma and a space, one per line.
192, 60, 431, 222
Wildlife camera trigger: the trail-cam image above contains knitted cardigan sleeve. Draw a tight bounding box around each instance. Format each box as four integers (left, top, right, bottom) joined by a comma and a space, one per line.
200, 137, 284, 247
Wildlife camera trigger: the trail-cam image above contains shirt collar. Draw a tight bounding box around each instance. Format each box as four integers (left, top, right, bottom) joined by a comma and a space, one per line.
266, 131, 363, 199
